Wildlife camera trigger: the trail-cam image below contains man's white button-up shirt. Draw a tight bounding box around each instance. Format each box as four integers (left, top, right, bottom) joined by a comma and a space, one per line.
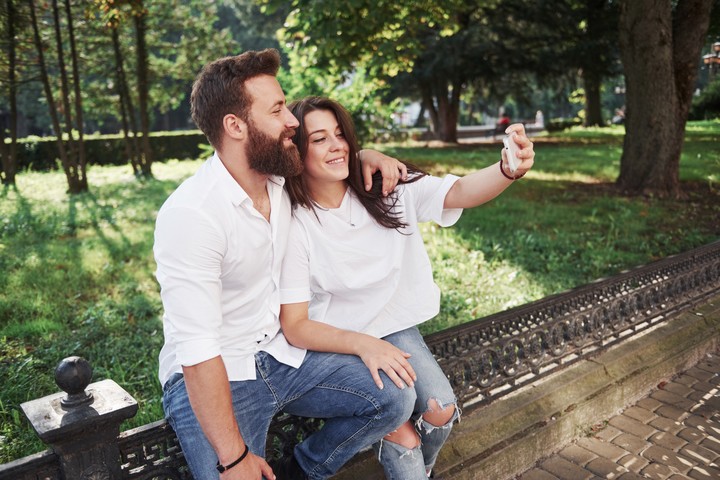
155, 153, 305, 387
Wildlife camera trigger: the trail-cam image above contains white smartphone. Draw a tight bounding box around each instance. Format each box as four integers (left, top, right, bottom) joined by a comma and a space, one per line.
502, 132, 521, 173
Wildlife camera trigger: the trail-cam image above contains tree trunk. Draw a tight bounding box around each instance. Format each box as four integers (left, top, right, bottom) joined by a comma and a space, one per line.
420, 79, 461, 143
29, 0, 73, 187
2, 0, 18, 185
134, 8, 153, 178
617, 0, 713, 197
413, 102, 426, 128
52, 0, 76, 164
420, 82, 440, 138
64, 0, 88, 191
51, 0, 86, 194
672, 0, 714, 125
111, 26, 141, 175
0, 122, 10, 186
583, 69, 603, 127
581, 0, 611, 128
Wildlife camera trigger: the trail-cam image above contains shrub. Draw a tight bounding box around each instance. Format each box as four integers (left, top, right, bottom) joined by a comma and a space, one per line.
546, 118, 583, 132
690, 78, 720, 120
13, 131, 209, 171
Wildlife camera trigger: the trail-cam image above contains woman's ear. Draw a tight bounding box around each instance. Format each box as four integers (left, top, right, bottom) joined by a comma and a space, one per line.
223, 114, 246, 141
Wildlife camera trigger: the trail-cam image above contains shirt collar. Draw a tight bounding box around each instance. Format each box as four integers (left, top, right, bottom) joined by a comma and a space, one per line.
210, 152, 286, 207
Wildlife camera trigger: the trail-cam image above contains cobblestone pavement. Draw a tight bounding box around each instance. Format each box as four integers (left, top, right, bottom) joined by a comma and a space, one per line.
517, 353, 720, 480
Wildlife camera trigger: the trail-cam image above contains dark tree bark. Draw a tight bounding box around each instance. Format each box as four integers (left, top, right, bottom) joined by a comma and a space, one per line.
64, 0, 87, 191
617, 0, 714, 197
51, 0, 87, 193
580, 0, 617, 127
583, 69, 603, 127
134, 6, 153, 177
420, 78, 461, 143
1, 0, 18, 185
29, 0, 72, 184
51, 0, 76, 162
0, 122, 10, 186
111, 26, 142, 175
413, 102, 426, 128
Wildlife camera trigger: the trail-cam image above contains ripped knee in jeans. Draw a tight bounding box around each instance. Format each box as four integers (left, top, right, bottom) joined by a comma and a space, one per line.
417, 398, 460, 433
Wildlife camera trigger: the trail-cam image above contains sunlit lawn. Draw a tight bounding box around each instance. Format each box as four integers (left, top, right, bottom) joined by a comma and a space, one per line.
1, 122, 718, 462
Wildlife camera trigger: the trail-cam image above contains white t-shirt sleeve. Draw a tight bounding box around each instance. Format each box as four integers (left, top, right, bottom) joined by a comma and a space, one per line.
279, 216, 312, 305
408, 174, 463, 226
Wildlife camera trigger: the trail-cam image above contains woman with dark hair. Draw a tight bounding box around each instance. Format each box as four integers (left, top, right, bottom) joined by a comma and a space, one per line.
280, 96, 534, 478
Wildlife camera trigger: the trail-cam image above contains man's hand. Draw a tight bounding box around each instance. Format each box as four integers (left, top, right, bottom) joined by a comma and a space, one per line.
221, 452, 275, 480
356, 336, 417, 390
359, 149, 408, 196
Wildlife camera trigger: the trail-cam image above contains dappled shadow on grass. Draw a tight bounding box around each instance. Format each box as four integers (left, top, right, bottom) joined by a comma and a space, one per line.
68, 192, 132, 263
448, 178, 720, 316
0, 177, 174, 462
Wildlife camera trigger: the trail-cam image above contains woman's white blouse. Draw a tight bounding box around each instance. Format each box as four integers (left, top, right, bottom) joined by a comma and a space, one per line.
280, 175, 462, 338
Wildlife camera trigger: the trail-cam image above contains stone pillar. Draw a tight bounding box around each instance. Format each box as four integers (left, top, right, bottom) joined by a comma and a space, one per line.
21, 356, 138, 479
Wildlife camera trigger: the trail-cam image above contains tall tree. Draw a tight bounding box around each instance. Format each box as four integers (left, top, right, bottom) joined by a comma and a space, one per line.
29, 0, 86, 193
111, 21, 142, 174
0, 0, 18, 185
95, 0, 143, 175
51, 0, 87, 192
132, 0, 152, 177
63, 0, 87, 188
618, 0, 715, 197
580, 0, 620, 126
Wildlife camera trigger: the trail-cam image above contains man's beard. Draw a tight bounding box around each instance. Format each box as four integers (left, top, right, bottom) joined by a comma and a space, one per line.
246, 121, 304, 178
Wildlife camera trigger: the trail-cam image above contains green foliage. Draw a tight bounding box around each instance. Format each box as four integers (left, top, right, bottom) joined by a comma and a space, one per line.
8, 0, 237, 135
278, 51, 400, 143
144, 1, 238, 114
266, 0, 623, 141
0, 124, 718, 462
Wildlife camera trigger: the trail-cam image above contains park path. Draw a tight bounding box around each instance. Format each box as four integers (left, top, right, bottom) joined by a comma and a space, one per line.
517, 351, 720, 480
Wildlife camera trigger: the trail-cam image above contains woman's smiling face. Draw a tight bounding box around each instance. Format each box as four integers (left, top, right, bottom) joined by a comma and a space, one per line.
301, 109, 350, 185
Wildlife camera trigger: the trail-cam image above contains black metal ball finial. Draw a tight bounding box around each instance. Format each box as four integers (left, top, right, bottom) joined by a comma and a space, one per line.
55, 356, 94, 408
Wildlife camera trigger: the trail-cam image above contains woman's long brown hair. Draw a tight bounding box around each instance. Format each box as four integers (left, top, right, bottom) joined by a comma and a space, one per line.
285, 96, 426, 230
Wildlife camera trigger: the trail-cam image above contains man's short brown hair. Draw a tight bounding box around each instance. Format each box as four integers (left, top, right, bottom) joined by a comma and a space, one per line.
190, 49, 281, 150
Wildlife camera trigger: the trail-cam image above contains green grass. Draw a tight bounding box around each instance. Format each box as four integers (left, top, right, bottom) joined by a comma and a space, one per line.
1, 122, 719, 462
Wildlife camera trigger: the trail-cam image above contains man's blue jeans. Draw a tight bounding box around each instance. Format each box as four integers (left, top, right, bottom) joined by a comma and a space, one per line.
163, 350, 416, 479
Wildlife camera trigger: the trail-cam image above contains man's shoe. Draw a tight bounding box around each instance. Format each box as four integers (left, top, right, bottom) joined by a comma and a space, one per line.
271, 454, 307, 479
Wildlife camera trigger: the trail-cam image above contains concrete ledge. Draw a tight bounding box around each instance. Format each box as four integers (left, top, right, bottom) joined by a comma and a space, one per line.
334, 294, 720, 479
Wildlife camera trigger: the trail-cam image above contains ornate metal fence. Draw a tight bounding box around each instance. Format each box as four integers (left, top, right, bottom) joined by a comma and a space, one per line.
2, 240, 719, 480
428, 239, 720, 408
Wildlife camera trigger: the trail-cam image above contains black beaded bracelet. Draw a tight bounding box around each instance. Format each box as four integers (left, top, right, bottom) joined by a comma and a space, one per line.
216, 444, 250, 473
499, 160, 525, 180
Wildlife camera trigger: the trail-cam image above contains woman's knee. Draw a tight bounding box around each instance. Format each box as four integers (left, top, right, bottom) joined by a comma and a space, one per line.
383, 420, 421, 449
422, 399, 456, 427
380, 382, 417, 428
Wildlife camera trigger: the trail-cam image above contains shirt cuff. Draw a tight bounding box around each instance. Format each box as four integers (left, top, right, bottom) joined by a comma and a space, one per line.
175, 338, 222, 367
